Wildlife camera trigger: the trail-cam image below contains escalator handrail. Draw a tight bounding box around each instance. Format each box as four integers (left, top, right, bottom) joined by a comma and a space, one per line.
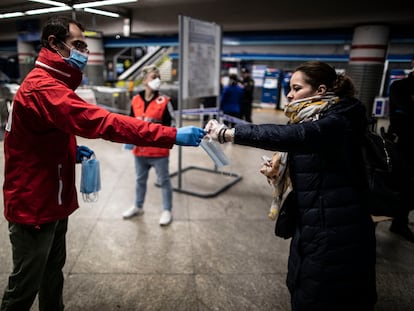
117, 46, 167, 81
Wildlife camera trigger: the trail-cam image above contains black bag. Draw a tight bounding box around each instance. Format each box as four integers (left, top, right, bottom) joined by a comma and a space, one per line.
274, 192, 297, 239
361, 126, 403, 217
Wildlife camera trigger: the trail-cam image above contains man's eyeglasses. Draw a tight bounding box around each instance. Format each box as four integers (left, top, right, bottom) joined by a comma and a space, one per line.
69, 40, 89, 53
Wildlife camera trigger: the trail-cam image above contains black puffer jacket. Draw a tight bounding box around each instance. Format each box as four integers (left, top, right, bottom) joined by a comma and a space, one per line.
234, 98, 377, 311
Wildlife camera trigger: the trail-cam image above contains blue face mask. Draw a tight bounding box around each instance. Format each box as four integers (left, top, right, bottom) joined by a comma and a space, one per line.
63, 48, 88, 71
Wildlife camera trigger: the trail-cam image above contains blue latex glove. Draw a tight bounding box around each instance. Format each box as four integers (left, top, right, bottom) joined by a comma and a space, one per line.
123, 144, 134, 150
76, 145, 94, 163
175, 126, 206, 146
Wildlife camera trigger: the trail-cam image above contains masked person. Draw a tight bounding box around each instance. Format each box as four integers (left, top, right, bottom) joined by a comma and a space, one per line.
122, 64, 175, 225
1, 16, 205, 311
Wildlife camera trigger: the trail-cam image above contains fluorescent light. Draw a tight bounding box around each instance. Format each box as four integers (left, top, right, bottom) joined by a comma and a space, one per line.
0, 0, 135, 19
0, 12, 25, 19
29, 0, 67, 6
84, 8, 120, 18
74, 0, 137, 9
25, 6, 72, 15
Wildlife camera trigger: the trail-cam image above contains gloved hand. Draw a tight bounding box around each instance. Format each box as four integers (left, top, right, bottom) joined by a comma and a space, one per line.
76, 145, 94, 163
123, 144, 134, 151
175, 126, 206, 146
204, 119, 227, 142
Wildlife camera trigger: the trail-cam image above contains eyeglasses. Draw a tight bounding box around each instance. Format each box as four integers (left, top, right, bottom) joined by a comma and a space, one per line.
68, 40, 89, 53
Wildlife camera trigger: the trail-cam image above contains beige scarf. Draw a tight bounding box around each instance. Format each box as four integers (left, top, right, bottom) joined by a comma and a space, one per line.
260, 94, 339, 221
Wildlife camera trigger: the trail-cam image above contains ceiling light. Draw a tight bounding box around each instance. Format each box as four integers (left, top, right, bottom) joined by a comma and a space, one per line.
84, 8, 120, 18
0, 0, 136, 20
25, 6, 72, 15
74, 0, 137, 9
0, 12, 25, 19
29, 0, 66, 6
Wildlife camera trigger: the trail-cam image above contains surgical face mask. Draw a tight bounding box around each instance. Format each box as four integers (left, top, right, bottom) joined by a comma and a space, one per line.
61, 42, 89, 71
148, 77, 161, 91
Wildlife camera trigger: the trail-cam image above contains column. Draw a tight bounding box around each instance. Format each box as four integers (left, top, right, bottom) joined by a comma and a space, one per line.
84, 36, 105, 86
346, 25, 389, 117
17, 40, 35, 80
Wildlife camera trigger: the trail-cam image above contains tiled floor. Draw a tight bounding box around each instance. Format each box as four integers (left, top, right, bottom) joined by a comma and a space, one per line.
0, 108, 413, 311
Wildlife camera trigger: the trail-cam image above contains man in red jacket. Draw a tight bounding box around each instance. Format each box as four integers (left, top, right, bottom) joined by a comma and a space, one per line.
1, 16, 205, 311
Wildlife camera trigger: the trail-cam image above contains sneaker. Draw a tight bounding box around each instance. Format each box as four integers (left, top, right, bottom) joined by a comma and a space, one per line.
159, 210, 172, 226
122, 206, 144, 219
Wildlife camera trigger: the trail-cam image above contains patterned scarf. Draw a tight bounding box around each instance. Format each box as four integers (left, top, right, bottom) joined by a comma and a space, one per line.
284, 94, 339, 124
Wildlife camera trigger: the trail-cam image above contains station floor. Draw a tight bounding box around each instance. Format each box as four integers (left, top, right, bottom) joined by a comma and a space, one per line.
0, 108, 413, 311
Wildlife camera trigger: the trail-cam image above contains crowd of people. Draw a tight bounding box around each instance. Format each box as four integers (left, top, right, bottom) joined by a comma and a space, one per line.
1, 14, 413, 311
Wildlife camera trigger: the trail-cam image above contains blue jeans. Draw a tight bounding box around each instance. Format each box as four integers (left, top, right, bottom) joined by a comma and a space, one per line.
134, 156, 172, 211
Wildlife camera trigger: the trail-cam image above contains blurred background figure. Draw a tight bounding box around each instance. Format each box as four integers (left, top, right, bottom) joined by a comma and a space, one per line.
387, 54, 414, 242
240, 67, 255, 123
220, 73, 243, 127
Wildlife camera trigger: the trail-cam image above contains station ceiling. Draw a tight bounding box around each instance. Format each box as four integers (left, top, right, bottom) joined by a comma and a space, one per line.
0, 0, 413, 37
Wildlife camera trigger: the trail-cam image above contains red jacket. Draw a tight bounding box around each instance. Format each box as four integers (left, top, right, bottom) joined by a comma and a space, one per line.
132, 94, 172, 157
3, 48, 177, 226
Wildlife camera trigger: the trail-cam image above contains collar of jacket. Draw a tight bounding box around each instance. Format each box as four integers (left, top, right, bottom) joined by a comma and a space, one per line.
35, 47, 83, 90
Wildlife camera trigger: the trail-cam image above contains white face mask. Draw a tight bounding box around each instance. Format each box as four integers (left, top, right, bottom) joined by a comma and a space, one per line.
148, 77, 161, 91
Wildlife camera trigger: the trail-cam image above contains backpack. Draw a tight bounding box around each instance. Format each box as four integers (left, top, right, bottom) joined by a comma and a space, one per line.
361, 118, 403, 217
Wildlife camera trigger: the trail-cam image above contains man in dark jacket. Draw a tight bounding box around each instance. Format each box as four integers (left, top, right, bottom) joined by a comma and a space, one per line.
240, 67, 255, 122
388, 54, 414, 242
1, 16, 205, 311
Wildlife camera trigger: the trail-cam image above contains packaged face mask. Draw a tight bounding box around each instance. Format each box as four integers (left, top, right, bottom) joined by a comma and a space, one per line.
200, 138, 230, 167
80, 155, 101, 202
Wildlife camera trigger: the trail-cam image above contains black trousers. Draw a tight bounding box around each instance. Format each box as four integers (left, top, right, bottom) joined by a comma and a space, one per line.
1, 218, 68, 311
393, 147, 414, 225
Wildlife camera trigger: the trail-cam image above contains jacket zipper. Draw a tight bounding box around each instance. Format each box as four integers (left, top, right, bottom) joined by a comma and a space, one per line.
58, 164, 63, 205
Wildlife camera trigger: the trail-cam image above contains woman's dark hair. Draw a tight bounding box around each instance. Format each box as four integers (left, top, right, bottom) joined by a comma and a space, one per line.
229, 74, 239, 86
41, 16, 84, 49
295, 61, 355, 98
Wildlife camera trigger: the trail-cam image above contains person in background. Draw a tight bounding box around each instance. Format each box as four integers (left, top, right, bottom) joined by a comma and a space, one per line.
122, 64, 175, 226
200, 95, 218, 128
220, 73, 243, 127
205, 61, 377, 311
1, 16, 205, 311
387, 54, 414, 242
240, 67, 255, 123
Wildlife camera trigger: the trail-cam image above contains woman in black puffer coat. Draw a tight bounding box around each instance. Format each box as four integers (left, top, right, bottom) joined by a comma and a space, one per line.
206, 61, 377, 311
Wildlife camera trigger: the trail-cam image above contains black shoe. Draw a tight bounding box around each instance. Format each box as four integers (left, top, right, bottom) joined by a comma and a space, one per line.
389, 223, 414, 242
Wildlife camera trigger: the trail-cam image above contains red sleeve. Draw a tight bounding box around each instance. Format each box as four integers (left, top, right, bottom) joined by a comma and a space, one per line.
35, 83, 177, 148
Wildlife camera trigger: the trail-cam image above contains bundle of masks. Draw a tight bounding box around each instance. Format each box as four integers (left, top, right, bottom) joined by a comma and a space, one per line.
80, 153, 101, 202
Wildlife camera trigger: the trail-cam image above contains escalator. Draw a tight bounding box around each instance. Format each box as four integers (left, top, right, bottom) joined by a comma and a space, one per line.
117, 46, 173, 82
84, 46, 175, 115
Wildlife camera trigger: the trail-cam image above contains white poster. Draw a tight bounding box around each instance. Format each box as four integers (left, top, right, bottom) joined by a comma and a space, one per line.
180, 15, 221, 100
